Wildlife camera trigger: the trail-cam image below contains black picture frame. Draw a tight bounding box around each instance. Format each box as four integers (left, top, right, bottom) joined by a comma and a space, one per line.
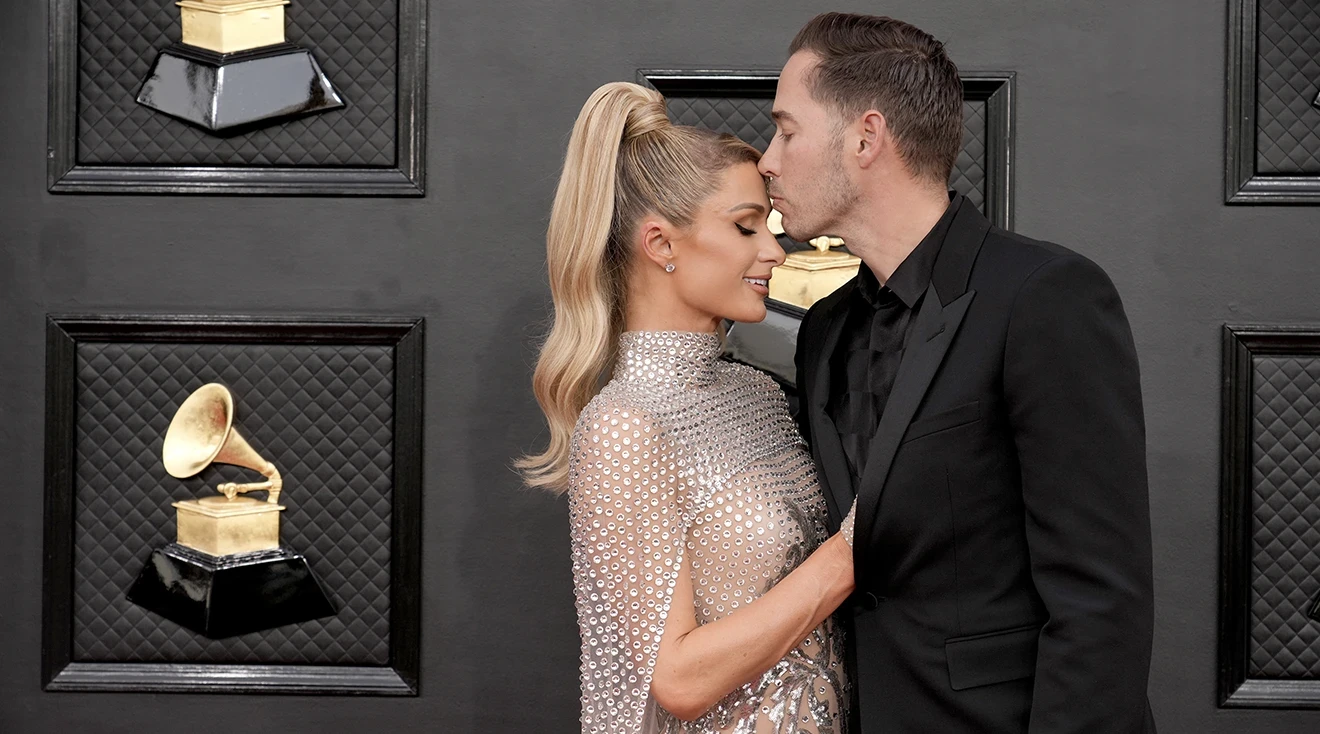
42, 314, 423, 695
637, 69, 1016, 231
1225, 0, 1320, 204
46, 0, 427, 196
1220, 324, 1320, 707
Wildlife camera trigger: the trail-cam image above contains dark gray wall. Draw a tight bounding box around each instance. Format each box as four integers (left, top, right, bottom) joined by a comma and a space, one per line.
3, 0, 1320, 731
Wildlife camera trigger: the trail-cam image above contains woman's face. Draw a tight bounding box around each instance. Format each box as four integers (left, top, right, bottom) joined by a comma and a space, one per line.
666, 162, 786, 325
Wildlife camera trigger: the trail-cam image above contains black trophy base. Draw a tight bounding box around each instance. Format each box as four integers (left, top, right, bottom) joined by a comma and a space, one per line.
136, 42, 345, 133
127, 542, 336, 639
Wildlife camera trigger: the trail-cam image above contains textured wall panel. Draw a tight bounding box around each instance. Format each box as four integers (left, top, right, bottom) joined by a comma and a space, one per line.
1249, 355, 1320, 676
666, 96, 988, 208
1254, 0, 1320, 174
77, 0, 397, 166
72, 342, 393, 664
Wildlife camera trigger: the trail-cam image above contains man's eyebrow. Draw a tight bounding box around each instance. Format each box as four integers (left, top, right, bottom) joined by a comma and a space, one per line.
728, 202, 767, 214
770, 109, 795, 124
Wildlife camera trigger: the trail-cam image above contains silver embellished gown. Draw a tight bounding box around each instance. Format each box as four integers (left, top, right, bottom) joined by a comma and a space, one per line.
567, 330, 849, 734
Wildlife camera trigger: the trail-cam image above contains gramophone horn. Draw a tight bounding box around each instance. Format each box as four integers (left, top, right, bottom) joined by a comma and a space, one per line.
162, 383, 283, 504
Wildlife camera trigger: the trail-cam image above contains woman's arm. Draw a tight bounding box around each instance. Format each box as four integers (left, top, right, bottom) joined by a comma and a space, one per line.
650, 531, 854, 720
570, 398, 857, 725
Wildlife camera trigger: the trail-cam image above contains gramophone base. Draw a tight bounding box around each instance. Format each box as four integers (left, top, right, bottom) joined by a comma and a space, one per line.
127, 543, 336, 639
136, 42, 345, 133
174, 496, 284, 556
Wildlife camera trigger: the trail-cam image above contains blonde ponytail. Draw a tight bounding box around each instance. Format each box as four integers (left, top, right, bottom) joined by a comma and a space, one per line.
517, 82, 760, 492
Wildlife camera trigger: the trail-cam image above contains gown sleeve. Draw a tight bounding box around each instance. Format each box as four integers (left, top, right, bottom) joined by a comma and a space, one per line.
839, 497, 857, 548
568, 396, 688, 734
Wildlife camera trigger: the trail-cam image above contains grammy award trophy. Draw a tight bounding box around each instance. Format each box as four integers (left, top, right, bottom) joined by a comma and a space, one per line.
135, 0, 345, 132
126, 383, 336, 638
766, 209, 862, 310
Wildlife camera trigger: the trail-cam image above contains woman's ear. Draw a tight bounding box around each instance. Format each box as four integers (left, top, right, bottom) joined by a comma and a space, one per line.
637, 217, 676, 270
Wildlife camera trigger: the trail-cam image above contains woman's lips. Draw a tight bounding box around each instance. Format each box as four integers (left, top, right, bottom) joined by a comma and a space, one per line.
743, 276, 771, 296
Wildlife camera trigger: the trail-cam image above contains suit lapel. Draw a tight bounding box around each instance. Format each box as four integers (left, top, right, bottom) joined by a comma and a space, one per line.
850, 196, 993, 581
852, 284, 974, 572
808, 283, 857, 528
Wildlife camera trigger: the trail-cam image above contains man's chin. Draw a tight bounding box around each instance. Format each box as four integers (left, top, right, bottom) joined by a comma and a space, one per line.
783, 224, 819, 243
779, 212, 822, 243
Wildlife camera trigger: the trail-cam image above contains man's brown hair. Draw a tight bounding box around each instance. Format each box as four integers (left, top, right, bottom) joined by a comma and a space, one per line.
790, 12, 963, 185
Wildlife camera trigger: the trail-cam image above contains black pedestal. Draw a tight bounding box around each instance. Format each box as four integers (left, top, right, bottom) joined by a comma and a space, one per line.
127, 542, 337, 639
136, 42, 345, 133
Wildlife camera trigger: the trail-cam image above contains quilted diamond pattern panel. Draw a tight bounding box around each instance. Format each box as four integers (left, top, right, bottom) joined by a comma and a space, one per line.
1249, 355, 1320, 676
77, 0, 397, 166
667, 96, 987, 207
953, 99, 987, 211
72, 342, 393, 664
1256, 0, 1320, 174
667, 96, 779, 151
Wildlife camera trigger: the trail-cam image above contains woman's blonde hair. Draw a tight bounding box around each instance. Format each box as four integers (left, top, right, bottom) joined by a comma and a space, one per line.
517, 81, 761, 492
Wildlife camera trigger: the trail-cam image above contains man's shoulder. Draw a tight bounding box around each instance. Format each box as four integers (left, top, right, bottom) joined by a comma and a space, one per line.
798, 274, 857, 338
976, 227, 1114, 295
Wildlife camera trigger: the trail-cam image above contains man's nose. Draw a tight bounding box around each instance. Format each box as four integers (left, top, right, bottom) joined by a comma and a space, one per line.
758, 142, 778, 177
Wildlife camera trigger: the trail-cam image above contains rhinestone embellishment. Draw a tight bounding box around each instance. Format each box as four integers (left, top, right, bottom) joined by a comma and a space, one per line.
567, 330, 849, 732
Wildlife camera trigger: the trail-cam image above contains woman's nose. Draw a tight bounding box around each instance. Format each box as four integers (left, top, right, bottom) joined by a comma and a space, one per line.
764, 235, 786, 267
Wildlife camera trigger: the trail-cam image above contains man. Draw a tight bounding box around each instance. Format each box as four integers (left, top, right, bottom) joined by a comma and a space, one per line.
759, 12, 1157, 733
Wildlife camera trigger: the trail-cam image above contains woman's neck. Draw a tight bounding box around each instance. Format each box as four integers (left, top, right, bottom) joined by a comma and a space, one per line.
623, 291, 721, 334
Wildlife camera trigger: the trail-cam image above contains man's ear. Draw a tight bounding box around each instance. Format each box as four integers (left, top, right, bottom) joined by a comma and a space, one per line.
637, 217, 675, 269
856, 110, 887, 169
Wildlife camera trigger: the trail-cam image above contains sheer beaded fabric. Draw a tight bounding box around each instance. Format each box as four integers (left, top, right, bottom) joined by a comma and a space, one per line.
568, 331, 850, 733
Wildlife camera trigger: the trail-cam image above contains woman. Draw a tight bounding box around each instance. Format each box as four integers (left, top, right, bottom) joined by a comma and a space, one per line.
519, 81, 857, 733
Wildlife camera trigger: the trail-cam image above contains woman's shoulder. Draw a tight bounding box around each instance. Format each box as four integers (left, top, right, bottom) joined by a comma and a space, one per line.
568, 386, 687, 502
575, 382, 666, 437
570, 384, 680, 469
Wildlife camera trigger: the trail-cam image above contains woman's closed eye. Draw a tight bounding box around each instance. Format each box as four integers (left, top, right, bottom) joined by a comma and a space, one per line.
735, 223, 757, 236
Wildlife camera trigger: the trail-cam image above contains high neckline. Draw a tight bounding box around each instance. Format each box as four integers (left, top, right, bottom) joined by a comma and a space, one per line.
616, 330, 722, 388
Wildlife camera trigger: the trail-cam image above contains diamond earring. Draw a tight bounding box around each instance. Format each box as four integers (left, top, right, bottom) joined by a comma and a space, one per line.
664, 263, 675, 273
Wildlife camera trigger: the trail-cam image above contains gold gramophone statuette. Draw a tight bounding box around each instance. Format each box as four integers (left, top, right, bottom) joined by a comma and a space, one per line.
127, 381, 336, 639
136, 0, 345, 133
163, 383, 285, 556
766, 209, 862, 310
177, 0, 291, 54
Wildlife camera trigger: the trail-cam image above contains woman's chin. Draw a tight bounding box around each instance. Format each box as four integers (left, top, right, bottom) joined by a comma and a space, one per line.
725, 302, 768, 324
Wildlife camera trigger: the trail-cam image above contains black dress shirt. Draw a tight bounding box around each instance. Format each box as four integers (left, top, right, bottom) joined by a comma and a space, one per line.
826, 193, 963, 479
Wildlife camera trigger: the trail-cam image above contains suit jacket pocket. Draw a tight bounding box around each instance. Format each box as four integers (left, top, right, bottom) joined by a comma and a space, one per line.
944, 623, 1039, 691
903, 400, 981, 444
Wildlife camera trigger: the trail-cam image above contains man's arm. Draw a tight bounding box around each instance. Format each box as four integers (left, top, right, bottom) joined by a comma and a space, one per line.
1003, 254, 1155, 733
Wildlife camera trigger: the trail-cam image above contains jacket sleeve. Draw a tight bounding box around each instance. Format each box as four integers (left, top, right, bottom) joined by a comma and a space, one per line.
792, 308, 814, 447
1002, 254, 1155, 733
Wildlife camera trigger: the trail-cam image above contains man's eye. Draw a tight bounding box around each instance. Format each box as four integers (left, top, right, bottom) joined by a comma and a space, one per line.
778, 131, 792, 141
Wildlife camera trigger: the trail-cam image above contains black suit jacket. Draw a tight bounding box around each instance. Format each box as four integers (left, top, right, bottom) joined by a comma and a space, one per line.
795, 201, 1156, 733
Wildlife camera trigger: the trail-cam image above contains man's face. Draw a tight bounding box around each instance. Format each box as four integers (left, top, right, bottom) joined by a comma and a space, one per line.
758, 51, 859, 242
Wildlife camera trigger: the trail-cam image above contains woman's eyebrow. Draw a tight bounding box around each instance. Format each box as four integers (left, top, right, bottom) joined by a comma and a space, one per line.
728, 202, 767, 214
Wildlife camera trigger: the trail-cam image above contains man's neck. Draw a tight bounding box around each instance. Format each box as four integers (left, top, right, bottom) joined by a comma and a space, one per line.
839, 185, 951, 284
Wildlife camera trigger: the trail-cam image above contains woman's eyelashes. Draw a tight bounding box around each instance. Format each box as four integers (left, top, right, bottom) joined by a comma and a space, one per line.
735, 223, 757, 236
